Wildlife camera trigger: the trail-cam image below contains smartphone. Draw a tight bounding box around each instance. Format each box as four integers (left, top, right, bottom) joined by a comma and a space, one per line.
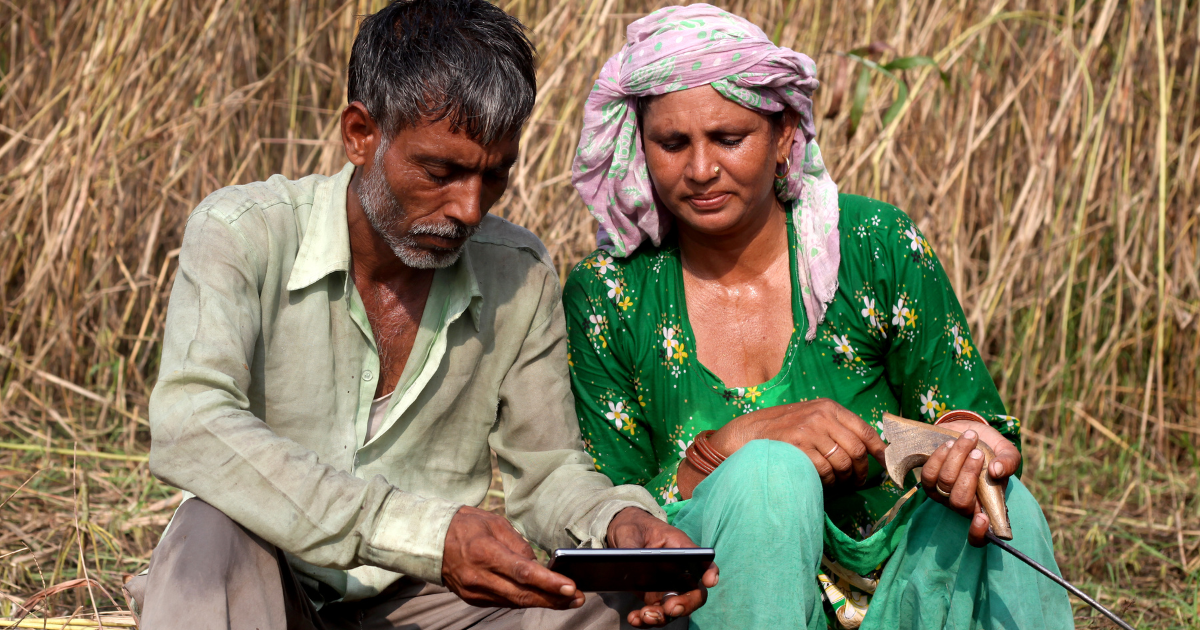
547, 548, 715, 592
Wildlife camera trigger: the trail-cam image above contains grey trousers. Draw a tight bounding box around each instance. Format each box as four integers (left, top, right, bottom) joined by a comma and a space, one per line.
125, 499, 684, 630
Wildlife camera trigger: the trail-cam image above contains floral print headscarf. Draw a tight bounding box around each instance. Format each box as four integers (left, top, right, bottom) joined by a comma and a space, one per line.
572, 4, 840, 340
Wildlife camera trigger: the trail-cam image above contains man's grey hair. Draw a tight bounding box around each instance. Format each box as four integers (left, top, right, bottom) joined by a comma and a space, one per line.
347, 0, 537, 144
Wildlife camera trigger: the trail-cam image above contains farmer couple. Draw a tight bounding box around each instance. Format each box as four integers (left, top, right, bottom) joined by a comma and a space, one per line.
126, 1, 1073, 628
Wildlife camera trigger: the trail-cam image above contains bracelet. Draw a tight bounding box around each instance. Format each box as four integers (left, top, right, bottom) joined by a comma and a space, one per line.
685, 430, 726, 476
934, 409, 988, 427
685, 442, 716, 475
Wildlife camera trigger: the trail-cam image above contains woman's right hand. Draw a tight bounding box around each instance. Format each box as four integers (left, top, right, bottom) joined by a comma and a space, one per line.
707, 399, 887, 488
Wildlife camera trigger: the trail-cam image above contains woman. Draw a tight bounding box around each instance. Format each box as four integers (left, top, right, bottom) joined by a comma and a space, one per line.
564, 6, 1073, 630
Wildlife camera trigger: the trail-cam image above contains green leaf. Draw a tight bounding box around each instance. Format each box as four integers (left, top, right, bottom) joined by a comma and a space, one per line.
882, 55, 951, 88
881, 79, 909, 127
841, 51, 948, 134
848, 66, 871, 138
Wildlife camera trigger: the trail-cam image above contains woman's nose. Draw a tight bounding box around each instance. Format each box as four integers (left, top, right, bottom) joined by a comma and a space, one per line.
684, 147, 719, 184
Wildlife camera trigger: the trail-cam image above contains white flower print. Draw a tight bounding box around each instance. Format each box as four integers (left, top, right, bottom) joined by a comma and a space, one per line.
593, 254, 615, 275
892, 298, 909, 327
832, 334, 856, 360
661, 484, 680, 505
662, 327, 679, 351
861, 296, 880, 328
919, 390, 939, 419
605, 401, 632, 433
950, 325, 965, 356
676, 438, 692, 459
589, 313, 606, 335
904, 227, 924, 255
605, 278, 624, 299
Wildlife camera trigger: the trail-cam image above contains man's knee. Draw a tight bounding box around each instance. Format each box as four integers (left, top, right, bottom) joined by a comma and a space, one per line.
146, 498, 275, 584
709, 439, 822, 504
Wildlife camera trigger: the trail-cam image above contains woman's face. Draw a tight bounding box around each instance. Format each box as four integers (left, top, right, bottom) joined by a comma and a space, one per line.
641, 85, 797, 237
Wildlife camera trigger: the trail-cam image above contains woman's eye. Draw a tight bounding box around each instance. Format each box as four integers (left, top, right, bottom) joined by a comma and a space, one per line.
718, 136, 745, 147
657, 141, 686, 152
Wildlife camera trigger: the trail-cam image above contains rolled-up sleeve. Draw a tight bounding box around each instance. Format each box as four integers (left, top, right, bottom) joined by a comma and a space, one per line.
149, 209, 460, 583
489, 262, 665, 551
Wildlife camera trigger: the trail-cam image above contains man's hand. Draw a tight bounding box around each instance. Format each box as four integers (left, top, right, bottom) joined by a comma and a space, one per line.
441, 506, 584, 609
606, 507, 719, 627
919, 421, 1021, 547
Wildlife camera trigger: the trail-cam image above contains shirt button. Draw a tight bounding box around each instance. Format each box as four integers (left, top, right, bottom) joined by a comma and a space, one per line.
363, 370, 374, 382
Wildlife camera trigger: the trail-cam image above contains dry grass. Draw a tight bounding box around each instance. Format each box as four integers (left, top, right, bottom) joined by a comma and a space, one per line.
0, 0, 1197, 627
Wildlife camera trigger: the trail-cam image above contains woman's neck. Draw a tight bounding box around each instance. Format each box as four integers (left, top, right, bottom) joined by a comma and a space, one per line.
676, 199, 789, 285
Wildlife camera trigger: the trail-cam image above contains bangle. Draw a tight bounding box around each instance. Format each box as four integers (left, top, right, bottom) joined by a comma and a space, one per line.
934, 409, 988, 427
694, 430, 727, 465
685, 430, 726, 476
685, 442, 716, 475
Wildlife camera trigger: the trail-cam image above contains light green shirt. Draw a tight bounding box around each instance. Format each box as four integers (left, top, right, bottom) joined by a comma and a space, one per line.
149, 163, 663, 603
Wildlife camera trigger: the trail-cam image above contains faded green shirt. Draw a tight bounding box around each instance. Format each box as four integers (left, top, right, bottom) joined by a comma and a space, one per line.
149, 163, 663, 603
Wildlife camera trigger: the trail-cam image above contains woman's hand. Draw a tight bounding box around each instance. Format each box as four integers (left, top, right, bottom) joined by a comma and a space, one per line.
678, 399, 887, 499
919, 420, 1021, 547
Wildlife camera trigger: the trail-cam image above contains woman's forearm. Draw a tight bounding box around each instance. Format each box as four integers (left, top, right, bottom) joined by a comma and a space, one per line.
676, 457, 708, 500
677, 410, 764, 499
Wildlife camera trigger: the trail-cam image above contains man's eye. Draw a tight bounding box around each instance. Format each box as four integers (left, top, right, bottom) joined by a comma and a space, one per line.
484, 168, 510, 182
426, 169, 452, 184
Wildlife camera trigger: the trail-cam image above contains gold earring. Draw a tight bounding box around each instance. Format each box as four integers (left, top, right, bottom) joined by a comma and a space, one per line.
713, 165, 720, 176
774, 156, 792, 180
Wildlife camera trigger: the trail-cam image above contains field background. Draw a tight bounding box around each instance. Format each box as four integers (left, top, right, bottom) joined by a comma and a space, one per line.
1, 0, 1198, 627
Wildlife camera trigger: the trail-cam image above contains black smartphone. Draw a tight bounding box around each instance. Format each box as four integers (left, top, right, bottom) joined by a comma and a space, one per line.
547, 548, 715, 592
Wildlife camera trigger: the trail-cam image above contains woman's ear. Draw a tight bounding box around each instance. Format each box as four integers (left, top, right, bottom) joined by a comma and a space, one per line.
776, 108, 802, 164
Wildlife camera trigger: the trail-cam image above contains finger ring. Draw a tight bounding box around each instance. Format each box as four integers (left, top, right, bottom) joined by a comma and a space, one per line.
934, 484, 952, 497
663, 592, 680, 600
824, 444, 839, 459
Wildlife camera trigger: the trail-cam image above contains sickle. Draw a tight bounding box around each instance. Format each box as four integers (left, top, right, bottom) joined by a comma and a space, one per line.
880, 412, 1012, 539
879, 412, 1133, 629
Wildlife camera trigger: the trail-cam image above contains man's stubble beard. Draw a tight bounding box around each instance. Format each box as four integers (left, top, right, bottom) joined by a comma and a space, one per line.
358, 140, 479, 270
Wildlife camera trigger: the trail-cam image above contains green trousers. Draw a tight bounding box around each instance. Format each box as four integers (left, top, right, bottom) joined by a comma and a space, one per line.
670, 439, 1075, 629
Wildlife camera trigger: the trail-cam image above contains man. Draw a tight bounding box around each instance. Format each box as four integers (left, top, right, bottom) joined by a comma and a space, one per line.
124, 2, 716, 628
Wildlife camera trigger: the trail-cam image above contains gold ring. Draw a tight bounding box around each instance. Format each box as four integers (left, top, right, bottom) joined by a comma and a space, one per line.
934, 484, 952, 498
824, 444, 839, 459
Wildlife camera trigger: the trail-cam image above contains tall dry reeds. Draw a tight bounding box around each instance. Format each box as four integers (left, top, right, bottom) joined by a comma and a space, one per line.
1, 0, 1198, 626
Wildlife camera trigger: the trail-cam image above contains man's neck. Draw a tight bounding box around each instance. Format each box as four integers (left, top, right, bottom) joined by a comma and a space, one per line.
345, 176, 437, 398
676, 200, 789, 285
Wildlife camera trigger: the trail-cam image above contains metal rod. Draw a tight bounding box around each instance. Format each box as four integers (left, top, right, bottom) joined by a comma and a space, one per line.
986, 532, 1135, 630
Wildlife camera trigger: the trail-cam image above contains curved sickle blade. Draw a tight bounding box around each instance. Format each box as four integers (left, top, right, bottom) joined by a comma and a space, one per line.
880, 412, 1012, 540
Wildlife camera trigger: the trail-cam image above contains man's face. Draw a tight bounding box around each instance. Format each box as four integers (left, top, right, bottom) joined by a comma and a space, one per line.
353, 114, 519, 269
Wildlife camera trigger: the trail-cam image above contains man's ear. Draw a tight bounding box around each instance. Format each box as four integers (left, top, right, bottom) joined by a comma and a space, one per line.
342, 102, 380, 166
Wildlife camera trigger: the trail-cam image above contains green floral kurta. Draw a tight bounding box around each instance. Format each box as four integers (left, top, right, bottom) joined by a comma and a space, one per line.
564, 194, 1021, 537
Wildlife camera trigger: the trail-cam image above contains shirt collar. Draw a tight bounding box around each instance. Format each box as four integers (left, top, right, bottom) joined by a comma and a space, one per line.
285, 162, 483, 331
286, 162, 356, 292
447, 244, 484, 332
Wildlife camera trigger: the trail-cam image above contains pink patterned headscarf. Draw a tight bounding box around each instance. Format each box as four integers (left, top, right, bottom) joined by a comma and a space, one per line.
572, 4, 840, 341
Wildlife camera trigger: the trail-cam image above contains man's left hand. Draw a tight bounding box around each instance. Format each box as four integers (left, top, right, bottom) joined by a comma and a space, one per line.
605, 507, 719, 627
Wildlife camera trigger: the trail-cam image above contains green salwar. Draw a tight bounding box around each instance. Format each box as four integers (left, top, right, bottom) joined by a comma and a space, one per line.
563, 195, 1074, 627
674, 439, 1073, 629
